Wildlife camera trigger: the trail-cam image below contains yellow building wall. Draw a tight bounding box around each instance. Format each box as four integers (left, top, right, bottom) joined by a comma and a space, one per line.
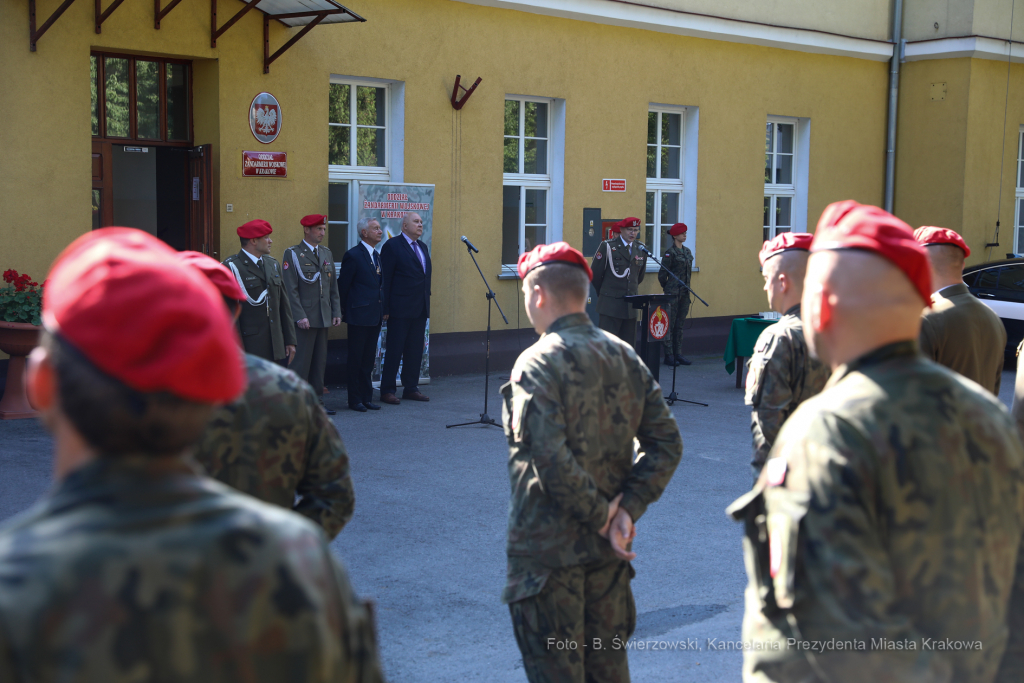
895, 57, 1024, 266
1, 0, 888, 350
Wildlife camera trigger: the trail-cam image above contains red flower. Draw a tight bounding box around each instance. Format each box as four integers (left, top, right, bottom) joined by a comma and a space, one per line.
2, 270, 17, 284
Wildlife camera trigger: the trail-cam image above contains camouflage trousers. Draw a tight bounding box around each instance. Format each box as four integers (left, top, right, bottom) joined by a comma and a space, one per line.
662, 293, 690, 357
508, 559, 636, 683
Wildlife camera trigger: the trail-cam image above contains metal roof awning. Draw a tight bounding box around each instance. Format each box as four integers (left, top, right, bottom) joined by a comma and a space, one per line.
209, 0, 366, 72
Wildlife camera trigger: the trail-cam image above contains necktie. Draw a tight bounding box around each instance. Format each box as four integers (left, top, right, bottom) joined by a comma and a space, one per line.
411, 241, 425, 272
372, 250, 381, 273
257, 258, 265, 275
312, 246, 318, 262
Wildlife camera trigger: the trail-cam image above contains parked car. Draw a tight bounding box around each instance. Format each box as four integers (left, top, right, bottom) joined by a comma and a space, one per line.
962, 257, 1024, 356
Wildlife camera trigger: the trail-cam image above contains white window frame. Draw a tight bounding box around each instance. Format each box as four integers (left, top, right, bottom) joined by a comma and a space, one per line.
1014, 127, 1024, 254
328, 75, 405, 252
501, 95, 565, 273
764, 115, 810, 243
646, 104, 698, 270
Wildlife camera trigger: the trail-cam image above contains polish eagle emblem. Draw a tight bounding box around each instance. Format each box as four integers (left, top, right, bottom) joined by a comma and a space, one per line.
254, 106, 278, 135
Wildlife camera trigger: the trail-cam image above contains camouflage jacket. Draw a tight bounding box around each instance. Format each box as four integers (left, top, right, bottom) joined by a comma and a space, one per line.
591, 238, 647, 319
656, 244, 693, 295
0, 456, 384, 683
500, 312, 682, 604
743, 305, 830, 471
195, 353, 354, 540
919, 283, 1006, 395
728, 341, 1024, 683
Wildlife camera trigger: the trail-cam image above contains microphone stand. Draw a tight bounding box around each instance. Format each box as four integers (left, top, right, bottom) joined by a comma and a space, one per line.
447, 240, 508, 428
638, 243, 708, 408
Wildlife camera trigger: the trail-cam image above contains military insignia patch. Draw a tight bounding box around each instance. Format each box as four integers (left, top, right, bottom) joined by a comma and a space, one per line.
595, 253, 603, 260
283, 260, 289, 269
664, 253, 671, 258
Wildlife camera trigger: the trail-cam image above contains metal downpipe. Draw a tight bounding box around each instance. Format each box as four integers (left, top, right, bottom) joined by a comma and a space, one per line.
884, 0, 904, 213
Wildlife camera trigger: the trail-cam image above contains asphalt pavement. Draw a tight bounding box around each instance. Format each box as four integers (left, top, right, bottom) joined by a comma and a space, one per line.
1, 358, 1017, 682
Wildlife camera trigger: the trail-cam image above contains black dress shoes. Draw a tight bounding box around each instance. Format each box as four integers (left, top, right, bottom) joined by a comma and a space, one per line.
321, 403, 337, 415
663, 354, 676, 366
349, 403, 367, 412
676, 357, 692, 366
364, 402, 381, 410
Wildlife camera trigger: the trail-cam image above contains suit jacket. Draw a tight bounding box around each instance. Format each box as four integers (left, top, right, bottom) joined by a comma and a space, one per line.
338, 243, 383, 327
222, 251, 296, 359
381, 233, 431, 319
590, 238, 647, 319
919, 282, 1006, 395
282, 242, 341, 328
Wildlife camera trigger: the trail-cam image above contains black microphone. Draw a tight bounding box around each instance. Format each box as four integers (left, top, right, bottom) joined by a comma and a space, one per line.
636, 242, 654, 256
461, 236, 479, 253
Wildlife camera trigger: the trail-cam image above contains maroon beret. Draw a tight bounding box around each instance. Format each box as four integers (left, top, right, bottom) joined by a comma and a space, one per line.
517, 242, 593, 281
176, 251, 246, 301
237, 220, 272, 239
668, 223, 688, 236
300, 214, 327, 228
759, 232, 813, 266
914, 226, 970, 257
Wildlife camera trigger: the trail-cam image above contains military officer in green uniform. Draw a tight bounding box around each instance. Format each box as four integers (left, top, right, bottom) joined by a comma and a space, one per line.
0, 228, 383, 683
591, 217, 647, 343
915, 226, 1006, 395
503, 242, 683, 683
222, 219, 296, 365
729, 201, 1024, 683
284, 213, 342, 415
744, 232, 829, 479
180, 251, 355, 541
657, 222, 694, 366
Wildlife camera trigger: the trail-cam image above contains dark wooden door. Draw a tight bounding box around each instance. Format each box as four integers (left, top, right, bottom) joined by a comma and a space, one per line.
188, 144, 215, 257
91, 141, 113, 228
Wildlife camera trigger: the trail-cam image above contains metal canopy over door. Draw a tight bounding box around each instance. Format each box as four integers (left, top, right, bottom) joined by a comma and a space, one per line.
189, 144, 216, 258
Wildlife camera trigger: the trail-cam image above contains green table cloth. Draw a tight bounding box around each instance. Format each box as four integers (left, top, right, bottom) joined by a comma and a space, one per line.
724, 317, 777, 375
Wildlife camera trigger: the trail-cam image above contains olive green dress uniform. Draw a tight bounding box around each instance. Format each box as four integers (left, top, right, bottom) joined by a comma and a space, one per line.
743, 304, 829, 478
728, 341, 1024, 683
919, 282, 1006, 395
284, 241, 341, 398
657, 244, 693, 359
591, 238, 647, 343
222, 251, 296, 362
195, 353, 355, 540
0, 456, 384, 683
500, 312, 683, 683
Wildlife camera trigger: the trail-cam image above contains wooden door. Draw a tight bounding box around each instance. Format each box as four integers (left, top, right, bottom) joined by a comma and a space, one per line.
188, 144, 215, 257
91, 141, 113, 228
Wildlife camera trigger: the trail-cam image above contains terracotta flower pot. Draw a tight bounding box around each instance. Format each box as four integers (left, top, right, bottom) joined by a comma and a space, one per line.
0, 321, 41, 419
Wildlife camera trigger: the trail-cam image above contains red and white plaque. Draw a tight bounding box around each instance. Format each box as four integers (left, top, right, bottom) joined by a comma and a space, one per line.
602, 179, 626, 192
242, 151, 287, 177
649, 305, 669, 340
249, 92, 282, 144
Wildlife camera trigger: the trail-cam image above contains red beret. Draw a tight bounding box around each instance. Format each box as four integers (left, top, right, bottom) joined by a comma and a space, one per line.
668, 223, 688, 236
812, 201, 932, 306
616, 217, 641, 229
44, 228, 245, 403
914, 226, 971, 257
517, 242, 593, 281
176, 251, 246, 301
237, 220, 272, 239
300, 214, 327, 228
759, 232, 814, 266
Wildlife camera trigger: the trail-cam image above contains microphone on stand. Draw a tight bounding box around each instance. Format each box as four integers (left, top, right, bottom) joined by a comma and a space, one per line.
636, 242, 654, 257
461, 236, 479, 253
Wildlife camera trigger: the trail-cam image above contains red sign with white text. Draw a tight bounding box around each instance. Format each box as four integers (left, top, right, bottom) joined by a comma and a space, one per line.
242, 151, 287, 177
603, 179, 626, 192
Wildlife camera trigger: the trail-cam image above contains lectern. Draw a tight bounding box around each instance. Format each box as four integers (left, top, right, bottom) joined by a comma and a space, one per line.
624, 294, 673, 382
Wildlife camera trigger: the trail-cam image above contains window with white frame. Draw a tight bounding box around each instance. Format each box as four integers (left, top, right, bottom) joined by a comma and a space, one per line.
502, 97, 552, 266
328, 77, 403, 260
1015, 128, 1024, 254
646, 108, 685, 260
764, 118, 797, 242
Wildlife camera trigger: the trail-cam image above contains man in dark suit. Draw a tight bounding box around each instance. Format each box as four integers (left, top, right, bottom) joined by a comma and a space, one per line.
380, 212, 431, 404
339, 218, 385, 412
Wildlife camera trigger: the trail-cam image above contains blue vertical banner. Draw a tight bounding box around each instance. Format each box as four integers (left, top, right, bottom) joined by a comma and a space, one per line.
359, 182, 434, 387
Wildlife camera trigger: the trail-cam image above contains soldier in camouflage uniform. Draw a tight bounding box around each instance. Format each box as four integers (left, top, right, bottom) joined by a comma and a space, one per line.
183, 252, 354, 540
503, 242, 683, 683
744, 232, 829, 479
729, 201, 1024, 683
657, 222, 694, 366
0, 228, 383, 683
591, 217, 647, 343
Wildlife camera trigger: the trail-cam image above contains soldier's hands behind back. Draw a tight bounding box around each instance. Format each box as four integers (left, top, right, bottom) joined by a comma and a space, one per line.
598, 493, 622, 538
609, 509, 637, 561
297, 318, 310, 330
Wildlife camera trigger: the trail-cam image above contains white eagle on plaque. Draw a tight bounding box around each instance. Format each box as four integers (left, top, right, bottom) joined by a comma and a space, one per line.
255, 106, 278, 135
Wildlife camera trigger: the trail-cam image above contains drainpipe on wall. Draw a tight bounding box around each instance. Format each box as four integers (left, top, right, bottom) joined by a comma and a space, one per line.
884, 0, 904, 213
